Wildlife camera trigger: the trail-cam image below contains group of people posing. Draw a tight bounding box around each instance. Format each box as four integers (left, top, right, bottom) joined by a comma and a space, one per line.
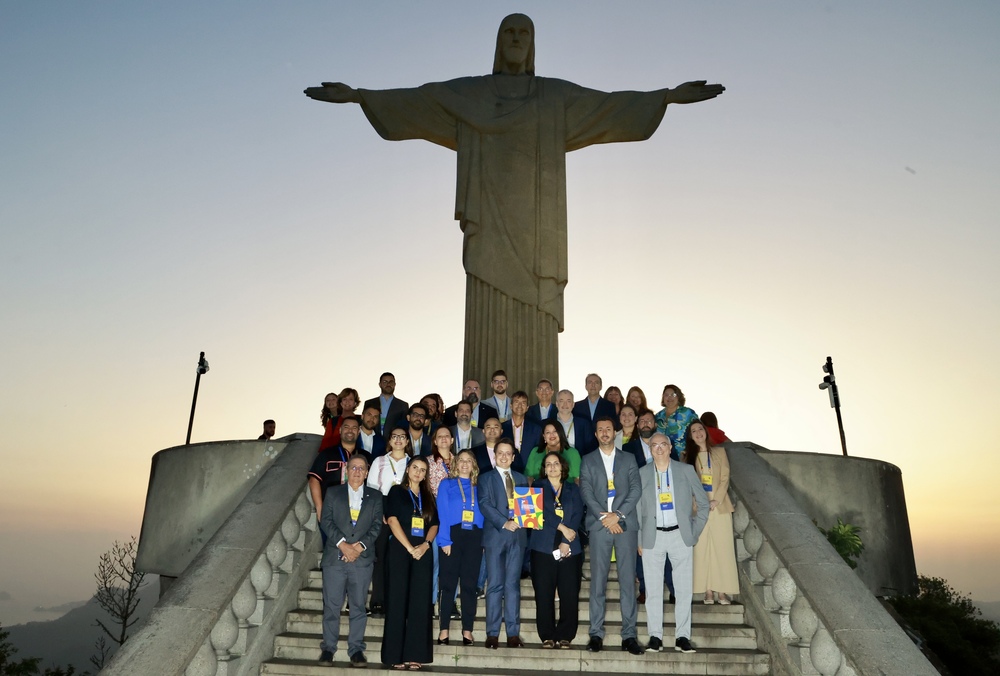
306, 371, 739, 669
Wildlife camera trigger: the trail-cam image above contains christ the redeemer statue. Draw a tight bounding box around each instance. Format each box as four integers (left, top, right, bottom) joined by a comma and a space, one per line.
305, 13, 724, 392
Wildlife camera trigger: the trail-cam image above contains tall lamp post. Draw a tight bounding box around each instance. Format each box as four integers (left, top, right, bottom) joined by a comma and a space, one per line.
185, 351, 210, 445
818, 356, 848, 456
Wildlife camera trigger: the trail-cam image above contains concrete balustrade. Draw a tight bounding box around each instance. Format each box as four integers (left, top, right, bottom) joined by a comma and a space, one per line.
727, 443, 935, 676
103, 434, 322, 676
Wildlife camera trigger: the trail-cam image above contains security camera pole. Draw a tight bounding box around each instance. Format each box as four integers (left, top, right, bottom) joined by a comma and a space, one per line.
185, 351, 210, 445
818, 356, 848, 456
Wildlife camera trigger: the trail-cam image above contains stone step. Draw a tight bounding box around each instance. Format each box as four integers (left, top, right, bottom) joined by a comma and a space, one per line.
283, 609, 756, 649
305, 569, 645, 595
263, 643, 770, 675
293, 592, 748, 625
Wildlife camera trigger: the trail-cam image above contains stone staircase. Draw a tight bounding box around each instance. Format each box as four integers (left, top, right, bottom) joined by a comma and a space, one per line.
260, 556, 770, 675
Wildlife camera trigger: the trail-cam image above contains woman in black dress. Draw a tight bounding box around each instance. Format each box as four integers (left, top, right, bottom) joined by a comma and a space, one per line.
382, 457, 439, 670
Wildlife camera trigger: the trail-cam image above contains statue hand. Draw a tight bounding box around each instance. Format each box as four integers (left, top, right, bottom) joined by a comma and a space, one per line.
304, 82, 360, 104
667, 80, 725, 104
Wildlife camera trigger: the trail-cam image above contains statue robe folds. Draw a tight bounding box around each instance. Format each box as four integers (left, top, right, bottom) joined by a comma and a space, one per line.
357, 76, 669, 389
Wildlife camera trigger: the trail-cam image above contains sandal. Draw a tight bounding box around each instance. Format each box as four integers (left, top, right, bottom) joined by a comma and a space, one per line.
559, 640, 571, 649
703, 591, 715, 605
408, 663, 422, 670
542, 640, 555, 649
393, 665, 407, 671
718, 594, 731, 605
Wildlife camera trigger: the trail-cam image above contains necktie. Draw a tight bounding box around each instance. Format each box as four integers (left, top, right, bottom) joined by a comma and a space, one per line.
505, 471, 514, 500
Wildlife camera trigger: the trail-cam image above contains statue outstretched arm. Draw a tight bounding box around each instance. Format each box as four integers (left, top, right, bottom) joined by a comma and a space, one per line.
304, 81, 361, 104
665, 80, 725, 105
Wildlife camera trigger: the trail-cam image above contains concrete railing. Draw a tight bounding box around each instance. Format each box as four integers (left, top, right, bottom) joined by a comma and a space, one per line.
103, 434, 321, 676
727, 443, 935, 676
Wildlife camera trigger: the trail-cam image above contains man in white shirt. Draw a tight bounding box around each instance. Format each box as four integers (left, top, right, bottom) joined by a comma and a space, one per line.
579, 417, 643, 654
450, 401, 485, 451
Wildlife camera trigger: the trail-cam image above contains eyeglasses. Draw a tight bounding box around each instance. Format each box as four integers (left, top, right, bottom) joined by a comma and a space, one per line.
390, 434, 407, 440
347, 466, 367, 472
651, 442, 671, 449
663, 392, 678, 398
409, 412, 426, 418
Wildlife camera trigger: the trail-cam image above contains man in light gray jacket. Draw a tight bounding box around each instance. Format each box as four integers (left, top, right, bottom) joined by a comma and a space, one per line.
636, 433, 709, 653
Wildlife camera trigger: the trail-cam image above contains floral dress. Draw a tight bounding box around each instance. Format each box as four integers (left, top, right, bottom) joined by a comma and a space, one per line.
654, 406, 698, 459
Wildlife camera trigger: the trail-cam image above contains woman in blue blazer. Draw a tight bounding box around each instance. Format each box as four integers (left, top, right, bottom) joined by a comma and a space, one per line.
528, 451, 584, 648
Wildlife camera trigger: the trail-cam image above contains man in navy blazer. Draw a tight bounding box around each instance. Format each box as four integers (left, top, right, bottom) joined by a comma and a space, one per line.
357, 405, 387, 459
573, 373, 618, 424
501, 391, 542, 471
473, 418, 525, 474
555, 389, 596, 455
363, 372, 408, 437
526, 378, 557, 424
318, 455, 383, 667
404, 402, 434, 457
479, 439, 528, 649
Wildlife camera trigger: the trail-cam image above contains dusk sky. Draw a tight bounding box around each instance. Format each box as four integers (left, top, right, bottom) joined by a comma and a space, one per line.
2, 2, 998, 626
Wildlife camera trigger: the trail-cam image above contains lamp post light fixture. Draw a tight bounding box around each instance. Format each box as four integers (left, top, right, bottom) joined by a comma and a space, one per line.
818, 356, 848, 456
185, 351, 210, 445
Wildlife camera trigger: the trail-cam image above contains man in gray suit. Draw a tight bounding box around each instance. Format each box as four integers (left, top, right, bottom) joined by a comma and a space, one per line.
450, 400, 485, 451
637, 433, 708, 653
580, 416, 644, 654
318, 455, 383, 668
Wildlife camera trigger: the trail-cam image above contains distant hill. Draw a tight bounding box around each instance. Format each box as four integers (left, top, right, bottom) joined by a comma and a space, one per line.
5, 581, 157, 671
975, 600, 1000, 625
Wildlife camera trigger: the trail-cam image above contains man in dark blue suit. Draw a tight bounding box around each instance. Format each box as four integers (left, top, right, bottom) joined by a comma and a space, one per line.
555, 389, 595, 455
442, 379, 499, 428
479, 438, 528, 649
362, 372, 408, 438
357, 405, 387, 459
473, 418, 525, 474
404, 402, 433, 457
526, 378, 556, 424
573, 373, 618, 425
502, 391, 542, 471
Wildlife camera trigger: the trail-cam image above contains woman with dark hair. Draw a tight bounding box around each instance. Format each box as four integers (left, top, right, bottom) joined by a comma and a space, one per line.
427, 426, 454, 613
318, 392, 340, 451
615, 403, 639, 449
436, 450, 484, 646
382, 457, 439, 670
523, 422, 581, 483
529, 451, 584, 648
626, 386, 648, 414
683, 420, 738, 605
655, 384, 698, 459
367, 426, 412, 618
700, 411, 730, 445
603, 385, 624, 416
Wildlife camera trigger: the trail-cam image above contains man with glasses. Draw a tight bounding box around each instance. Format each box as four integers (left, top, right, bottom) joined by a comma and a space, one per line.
636, 433, 708, 654
405, 403, 433, 456
526, 379, 556, 424
318, 455, 383, 668
483, 369, 513, 423
363, 372, 408, 437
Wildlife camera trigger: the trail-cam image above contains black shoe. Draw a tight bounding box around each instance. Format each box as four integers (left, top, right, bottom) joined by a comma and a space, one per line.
587, 636, 603, 652
477, 588, 486, 599
675, 637, 696, 653
668, 593, 676, 604
318, 650, 334, 665
622, 638, 644, 655
349, 651, 368, 667
436, 636, 449, 645
646, 637, 662, 652
369, 603, 384, 618
485, 636, 499, 650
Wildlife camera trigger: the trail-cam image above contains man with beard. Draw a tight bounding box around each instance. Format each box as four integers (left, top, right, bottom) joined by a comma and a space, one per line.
443, 379, 498, 428
363, 372, 408, 437
482, 370, 513, 423
450, 401, 485, 451
624, 409, 657, 468
406, 403, 433, 456
358, 404, 387, 459
309, 418, 370, 542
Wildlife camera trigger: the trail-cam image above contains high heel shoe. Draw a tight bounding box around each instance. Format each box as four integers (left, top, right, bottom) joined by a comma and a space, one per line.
462, 633, 474, 646
436, 635, 449, 645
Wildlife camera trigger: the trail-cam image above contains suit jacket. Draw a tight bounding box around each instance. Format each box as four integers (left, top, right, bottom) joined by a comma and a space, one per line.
580, 448, 642, 533
358, 429, 387, 459
320, 483, 383, 567
526, 402, 556, 425
622, 435, 650, 469
472, 442, 526, 475
482, 394, 514, 421
556, 414, 595, 455
573, 396, 617, 424
408, 431, 433, 458
450, 424, 485, 451
479, 467, 528, 549
636, 460, 709, 549
528, 480, 585, 555
363, 395, 409, 438
502, 417, 543, 466
442, 401, 499, 428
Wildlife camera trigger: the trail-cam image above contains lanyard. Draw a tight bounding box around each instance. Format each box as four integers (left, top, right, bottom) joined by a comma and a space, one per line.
408, 488, 422, 515
457, 477, 476, 509
549, 480, 563, 506
387, 455, 406, 485
655, 465, 671, 491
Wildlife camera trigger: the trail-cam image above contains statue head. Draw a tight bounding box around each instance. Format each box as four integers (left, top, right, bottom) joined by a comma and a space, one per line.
493, 13, 535, 75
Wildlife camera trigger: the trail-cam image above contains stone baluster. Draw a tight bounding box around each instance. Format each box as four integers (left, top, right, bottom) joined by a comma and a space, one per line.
742, 520, 764, 584
771, 567, 798, 641
755, 541, 780, 610
266, 529, 290, 578
809, 628, 843, 676
209, 606, 239, 676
